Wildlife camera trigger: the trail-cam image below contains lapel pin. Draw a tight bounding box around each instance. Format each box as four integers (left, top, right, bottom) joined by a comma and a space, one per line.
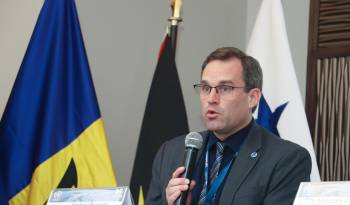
250, 152, 258, 158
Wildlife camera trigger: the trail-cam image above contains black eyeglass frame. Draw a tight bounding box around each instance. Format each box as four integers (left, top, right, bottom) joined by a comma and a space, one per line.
193, 84, 248, 95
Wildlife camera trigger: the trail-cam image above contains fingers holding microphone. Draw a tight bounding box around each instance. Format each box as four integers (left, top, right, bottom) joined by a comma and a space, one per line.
166, 167, 188, 204
167, 132, 203, 205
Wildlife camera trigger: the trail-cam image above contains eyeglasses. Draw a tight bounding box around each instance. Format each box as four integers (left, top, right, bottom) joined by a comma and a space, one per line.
193, 84, 246, 96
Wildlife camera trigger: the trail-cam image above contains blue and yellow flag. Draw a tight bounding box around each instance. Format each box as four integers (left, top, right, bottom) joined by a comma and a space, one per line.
0, 0, 117, 204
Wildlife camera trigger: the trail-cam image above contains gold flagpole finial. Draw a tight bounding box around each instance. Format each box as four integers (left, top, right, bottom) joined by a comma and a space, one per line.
169, 0, 182, 26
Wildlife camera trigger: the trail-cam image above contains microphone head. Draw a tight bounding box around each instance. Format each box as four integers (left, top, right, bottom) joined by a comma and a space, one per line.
185, 132, 203, 149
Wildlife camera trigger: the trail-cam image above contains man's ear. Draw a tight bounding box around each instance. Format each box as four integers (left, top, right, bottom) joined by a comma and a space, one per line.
248, 88, 261, 109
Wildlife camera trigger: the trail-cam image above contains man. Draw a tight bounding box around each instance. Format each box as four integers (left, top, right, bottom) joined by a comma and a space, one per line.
145, 47, 311, 205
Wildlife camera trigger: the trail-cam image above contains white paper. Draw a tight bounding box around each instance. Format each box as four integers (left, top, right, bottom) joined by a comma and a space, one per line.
294, 182, 350, 205
47, 187, 134, 205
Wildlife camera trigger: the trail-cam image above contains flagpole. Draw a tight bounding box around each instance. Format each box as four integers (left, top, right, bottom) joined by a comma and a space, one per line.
169, 0, 182, 57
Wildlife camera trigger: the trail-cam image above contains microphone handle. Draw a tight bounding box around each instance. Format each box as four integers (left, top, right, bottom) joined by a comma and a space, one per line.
175, 147, 198, 205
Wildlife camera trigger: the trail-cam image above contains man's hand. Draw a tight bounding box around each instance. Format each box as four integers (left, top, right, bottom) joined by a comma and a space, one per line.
166, 166, 196, 205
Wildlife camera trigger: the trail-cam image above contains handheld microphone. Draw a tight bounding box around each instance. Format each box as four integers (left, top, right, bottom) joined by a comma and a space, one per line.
175, 132, 203, 205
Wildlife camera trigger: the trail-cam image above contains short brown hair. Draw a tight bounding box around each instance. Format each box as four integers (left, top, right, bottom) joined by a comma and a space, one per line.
201, 47, 263, 92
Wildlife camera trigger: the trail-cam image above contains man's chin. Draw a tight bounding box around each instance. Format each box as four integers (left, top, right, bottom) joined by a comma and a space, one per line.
204, 122, 223, 132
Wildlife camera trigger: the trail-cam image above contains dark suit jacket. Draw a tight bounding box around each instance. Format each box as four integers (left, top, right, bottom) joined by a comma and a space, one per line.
145, 122, 311, 205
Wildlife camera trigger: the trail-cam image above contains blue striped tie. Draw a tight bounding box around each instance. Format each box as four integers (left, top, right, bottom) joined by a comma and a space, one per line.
198, 142, 224, 205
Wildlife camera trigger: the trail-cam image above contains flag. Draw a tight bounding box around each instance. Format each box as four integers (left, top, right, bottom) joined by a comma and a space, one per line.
0, 0, 117, 204
246, 0, 321, 181
130, 34, 189, 203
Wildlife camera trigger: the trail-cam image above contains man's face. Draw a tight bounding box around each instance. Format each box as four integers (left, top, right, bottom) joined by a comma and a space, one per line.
200, 58, 258, 139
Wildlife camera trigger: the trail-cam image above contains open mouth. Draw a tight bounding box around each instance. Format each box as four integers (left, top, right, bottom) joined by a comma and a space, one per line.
206, 109, 219, 118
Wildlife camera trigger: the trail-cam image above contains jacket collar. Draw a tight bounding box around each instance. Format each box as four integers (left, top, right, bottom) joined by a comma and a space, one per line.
219, 121, 263, 204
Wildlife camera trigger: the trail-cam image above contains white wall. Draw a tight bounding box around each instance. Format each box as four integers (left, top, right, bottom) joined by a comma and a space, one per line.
0, 0, 309, 185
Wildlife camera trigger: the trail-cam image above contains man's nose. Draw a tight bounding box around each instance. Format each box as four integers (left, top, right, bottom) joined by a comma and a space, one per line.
208, 88, 220, 104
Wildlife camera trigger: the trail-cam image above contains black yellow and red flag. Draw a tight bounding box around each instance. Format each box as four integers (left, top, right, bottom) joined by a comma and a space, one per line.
0, 0, 116, 204
130, 33, 189, 204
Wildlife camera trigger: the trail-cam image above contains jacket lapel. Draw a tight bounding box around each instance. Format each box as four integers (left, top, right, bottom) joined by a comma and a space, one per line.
219, 122, 263, 204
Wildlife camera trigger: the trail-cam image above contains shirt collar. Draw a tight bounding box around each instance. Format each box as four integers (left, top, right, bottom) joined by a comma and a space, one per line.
207, 118, 254, 153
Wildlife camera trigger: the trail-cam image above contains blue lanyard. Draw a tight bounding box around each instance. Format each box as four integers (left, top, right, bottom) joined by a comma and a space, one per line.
203, 145, 236, 205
